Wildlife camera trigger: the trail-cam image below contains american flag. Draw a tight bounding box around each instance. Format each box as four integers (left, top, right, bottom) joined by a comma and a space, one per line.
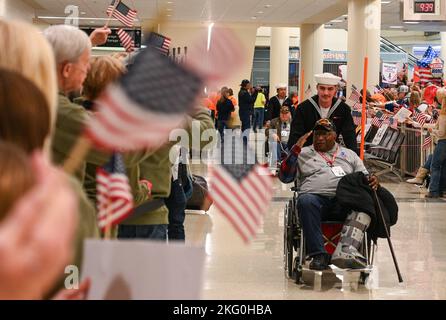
374, 85, 384, 94
349, 85, 361, 103
372, 110, 387, 128
106, 0, 137, 28
96, 153, 133, 232
147, 32, 171, 56
388, 117, 398, 129
415, 47, 442, 87
85, 37, 203, 151
418, 46, 438, 68
414, 66, 443, 87
423, 134, 433, 150
352, 110, 362, 126
208, 148, 273, 243
415, 112, 427, 127
117, 29, 134, 53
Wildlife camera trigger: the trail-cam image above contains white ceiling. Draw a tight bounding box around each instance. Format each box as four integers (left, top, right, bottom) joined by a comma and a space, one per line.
29, 0, 346, 27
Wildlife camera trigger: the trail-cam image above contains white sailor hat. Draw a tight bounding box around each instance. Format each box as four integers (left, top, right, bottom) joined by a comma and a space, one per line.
275, 83, 288, 89
315, 73, 341, 86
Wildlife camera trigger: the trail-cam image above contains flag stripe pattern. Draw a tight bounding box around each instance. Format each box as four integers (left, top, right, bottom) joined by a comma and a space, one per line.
209, 149, 273, 243
106, 0, 137, 28
415, 112, 427, 127
147, 32, 171, 56
416, 46, 443, 87
117, 29, 134, 53
96, 153, 133, 231
85, 40, 203, 151
423, 135, 433, 150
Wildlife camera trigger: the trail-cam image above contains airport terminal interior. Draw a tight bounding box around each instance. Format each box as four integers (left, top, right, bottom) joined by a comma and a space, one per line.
1, 0, 446, 301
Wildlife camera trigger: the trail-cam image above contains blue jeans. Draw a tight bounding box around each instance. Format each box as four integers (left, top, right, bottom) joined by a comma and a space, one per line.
276, 141, 288, 162
118, 224, 168, 241
429, 140, 446, 196
296, 194, 350, 257
253, 108, 264, 132
423, 154, 433, 170
165, 179, 187, 242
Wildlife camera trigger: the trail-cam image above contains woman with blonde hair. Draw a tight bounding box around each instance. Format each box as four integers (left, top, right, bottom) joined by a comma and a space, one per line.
0, 19, 58, 154
424, 88, 446, 198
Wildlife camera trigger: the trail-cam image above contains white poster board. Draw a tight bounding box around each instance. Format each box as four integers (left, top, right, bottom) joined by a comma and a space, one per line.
82, 240, 206, 300
394, 107, 412, 123
382, 63, 398, 85
372, 124, 389, 145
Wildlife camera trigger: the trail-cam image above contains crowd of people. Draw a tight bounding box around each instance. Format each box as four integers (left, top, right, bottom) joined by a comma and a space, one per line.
0, 16, 444, 298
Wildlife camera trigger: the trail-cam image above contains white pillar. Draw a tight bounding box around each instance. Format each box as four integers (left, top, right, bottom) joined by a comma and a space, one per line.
346, 0, 381, 98
440, 32, 446, 73
299, 24, 324, 97
269, 27, 289, 98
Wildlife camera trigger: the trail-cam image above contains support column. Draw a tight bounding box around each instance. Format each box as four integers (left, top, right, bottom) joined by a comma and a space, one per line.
299, 24, 324, 97
269, 27, 289, 98
346, 0, 381, 98
440, 32, 446, 74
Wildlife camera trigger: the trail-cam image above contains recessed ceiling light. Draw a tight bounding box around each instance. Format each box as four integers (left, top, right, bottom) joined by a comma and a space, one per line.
166, 14, 172, 17
404, 21, 420, 24
331, 20, 343, 23
264, 4, 272, 8
166, 8, 172, 11
80, 11, 86, 15
257, 11, 264, 14
167, 1, 173, 3
251, 16, 257, 19
389, 25, 403, 28
381, 1, 391, 4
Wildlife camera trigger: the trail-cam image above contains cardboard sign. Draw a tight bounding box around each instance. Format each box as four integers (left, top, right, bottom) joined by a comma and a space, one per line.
82, 240, 206, 300
382, 63, 398, 85
394, 107, 412, 123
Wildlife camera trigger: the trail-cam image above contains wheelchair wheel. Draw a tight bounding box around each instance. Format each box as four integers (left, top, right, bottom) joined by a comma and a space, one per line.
284, 200, 294, 278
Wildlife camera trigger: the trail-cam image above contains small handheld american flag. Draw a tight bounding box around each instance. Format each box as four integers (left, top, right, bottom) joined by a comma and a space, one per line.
85, 36, 203, 151
106, 0, 137, 28
147, 32, 171, 56
208, 146, 273, 244
415, 112, 427, 127
96, 153, 133, 232
117, 29, 135, 53
423, 134, 433, 150
371, 111, 387, 128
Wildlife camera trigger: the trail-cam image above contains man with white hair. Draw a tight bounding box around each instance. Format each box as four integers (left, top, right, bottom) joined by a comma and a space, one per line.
267, 83, 293, 121
287, 73, 358, 154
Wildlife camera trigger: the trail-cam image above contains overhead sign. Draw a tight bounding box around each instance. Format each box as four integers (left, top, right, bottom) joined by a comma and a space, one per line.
81, 27, 142, 48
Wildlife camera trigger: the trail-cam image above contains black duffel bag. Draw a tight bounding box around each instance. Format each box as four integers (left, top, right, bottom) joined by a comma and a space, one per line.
186, 175, 213, 211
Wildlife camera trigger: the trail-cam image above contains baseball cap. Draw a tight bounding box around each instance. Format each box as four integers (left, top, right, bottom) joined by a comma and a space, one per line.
280, 106, 291, 114
313, 118, 336, 132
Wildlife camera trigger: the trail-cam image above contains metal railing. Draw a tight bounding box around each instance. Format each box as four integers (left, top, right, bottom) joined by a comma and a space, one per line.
397, 124, 433, 177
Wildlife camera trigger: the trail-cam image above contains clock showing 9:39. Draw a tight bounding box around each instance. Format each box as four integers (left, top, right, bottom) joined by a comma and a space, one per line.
414, 0, 436, 13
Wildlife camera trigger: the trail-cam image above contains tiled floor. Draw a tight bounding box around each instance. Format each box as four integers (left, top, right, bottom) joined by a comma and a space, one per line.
186, 158, 446, 300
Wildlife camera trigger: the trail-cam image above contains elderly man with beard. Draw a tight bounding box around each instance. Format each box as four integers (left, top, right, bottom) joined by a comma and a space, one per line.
279, 119, 379, 271
288, 73, 358, 154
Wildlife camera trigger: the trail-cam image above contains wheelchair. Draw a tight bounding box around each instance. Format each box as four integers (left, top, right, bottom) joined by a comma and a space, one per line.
284, 185, 375, 285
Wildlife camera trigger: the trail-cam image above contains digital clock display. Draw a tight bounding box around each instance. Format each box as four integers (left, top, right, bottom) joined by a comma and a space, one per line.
414, 1, 436, 13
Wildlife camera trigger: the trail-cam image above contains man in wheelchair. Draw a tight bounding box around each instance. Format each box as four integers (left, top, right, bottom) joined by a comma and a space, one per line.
279, 118, 379, 271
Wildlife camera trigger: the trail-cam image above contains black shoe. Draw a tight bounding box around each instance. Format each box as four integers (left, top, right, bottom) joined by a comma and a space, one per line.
309, 253, 330, 271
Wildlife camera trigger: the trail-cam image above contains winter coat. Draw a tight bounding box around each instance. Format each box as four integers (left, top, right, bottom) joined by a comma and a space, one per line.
336, 172, 398, 241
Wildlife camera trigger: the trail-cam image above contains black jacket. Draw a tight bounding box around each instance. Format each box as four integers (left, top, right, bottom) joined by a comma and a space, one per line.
287, 95, 358, 154
267, 96, 293, 121
336, 172, 398, 241
216, 98, 234, 121
238, 88, 257, 118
